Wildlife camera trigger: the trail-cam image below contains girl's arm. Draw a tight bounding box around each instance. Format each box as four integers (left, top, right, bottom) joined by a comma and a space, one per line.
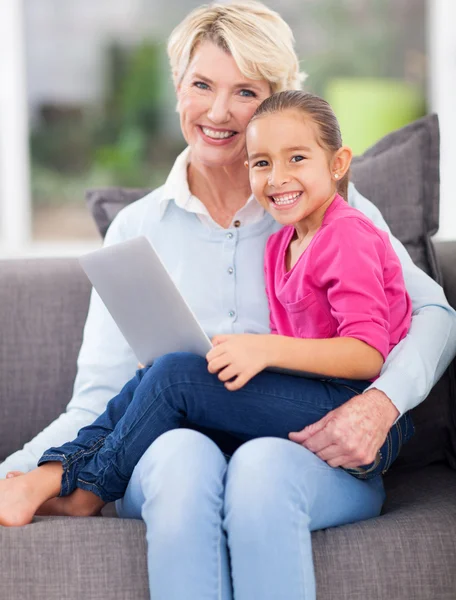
263, 334, 384, 380
262, 218, 398, 381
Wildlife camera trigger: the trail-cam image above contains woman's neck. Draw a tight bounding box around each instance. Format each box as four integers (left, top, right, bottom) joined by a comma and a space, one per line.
187, 156, 252, 228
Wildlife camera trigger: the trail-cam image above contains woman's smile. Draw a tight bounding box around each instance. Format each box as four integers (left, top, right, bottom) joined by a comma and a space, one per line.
198, 125, 239, 145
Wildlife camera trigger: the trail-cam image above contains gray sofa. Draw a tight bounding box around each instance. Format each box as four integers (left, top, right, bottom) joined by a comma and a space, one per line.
0, 243, 455, 599
0, 114, 456, 599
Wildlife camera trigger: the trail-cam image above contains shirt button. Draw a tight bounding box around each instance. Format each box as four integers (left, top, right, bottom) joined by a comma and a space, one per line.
227, 267, 234, 275
228, 310, 235, 318
226, 232, 233, 239
233, 220, 241, 228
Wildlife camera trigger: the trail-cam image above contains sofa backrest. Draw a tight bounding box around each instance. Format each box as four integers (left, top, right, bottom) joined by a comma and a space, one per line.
0, 258, 91, 461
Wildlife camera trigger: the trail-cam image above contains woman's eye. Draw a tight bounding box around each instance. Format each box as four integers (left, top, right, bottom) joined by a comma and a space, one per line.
253, 160, 268, 167
239, 89, 256, 98
194, 81, 209, 90
291, 155, 305, 163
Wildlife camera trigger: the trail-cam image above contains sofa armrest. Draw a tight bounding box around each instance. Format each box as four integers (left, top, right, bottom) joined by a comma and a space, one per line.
434, 240, 456, 310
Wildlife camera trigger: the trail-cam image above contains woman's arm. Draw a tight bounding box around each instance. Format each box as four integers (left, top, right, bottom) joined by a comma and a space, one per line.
349, 183, 456, 415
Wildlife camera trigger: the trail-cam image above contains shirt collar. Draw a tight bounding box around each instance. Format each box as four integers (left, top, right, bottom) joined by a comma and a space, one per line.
159, 146, 264, 224
160, 147, 193, 219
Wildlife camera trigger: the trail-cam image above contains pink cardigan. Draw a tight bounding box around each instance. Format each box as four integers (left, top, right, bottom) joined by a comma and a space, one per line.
264, 194, 412, 361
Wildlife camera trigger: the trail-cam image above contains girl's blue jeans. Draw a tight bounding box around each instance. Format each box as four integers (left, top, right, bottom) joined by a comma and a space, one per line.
39, 352, 413, 502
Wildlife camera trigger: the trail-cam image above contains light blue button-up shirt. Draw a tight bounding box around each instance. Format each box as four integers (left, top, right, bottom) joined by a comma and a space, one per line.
1, 152, 455, 476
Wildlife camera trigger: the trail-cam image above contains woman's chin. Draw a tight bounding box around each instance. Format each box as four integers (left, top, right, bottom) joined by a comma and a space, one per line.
190, 139, 246, 168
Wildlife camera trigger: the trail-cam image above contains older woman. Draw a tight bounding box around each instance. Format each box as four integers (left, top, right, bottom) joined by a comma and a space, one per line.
1, 2, 455, 598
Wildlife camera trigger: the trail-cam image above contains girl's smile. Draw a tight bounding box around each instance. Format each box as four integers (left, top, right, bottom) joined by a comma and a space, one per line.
268, 190, 303, 210
246, 109, 350, 235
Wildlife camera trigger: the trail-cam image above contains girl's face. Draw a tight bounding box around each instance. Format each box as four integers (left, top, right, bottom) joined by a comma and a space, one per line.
246, 109, 350, 229
176, 41, 271, 168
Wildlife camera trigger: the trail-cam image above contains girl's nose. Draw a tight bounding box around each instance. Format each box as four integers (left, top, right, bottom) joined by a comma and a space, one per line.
268, 167, 290, 188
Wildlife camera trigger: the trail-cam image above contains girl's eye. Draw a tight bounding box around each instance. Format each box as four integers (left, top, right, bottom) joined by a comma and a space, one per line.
253, 160, 268, 168
291, 155, 305, 163
194, 81, 209, 90
239, 89, 256, 98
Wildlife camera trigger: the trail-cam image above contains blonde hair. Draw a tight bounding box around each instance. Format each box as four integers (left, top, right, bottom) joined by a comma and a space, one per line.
167, 1, 305, 93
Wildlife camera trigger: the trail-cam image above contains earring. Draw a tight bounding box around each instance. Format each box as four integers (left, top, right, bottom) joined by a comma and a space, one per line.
334, 173, 339, 179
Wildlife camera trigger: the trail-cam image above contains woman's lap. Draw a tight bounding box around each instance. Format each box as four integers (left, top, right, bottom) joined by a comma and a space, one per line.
117, 428, 385, 529
117, 430, 384, 599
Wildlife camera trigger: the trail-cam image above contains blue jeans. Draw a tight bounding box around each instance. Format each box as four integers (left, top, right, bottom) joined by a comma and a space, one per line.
39, 352, 412, 501
116, 429, 386, 600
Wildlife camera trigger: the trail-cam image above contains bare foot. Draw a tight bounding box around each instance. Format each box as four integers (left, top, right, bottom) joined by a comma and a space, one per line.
36, 488, 105, 518
0, 463, 63, 527
0, 476, 44, 527
5, 470, 105, 519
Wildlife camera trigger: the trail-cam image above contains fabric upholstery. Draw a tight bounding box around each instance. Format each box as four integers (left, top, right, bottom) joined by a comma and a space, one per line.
350, 113, 440, 278
0, 258, 91, 461
313, 465, 456, 600
0, 466, 453, 599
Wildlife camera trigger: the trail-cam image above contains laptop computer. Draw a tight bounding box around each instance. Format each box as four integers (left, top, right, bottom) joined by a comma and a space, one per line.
79, 236, 212, 367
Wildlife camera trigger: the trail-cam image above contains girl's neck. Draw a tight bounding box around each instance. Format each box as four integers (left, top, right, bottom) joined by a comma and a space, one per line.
188, 156, 252, 227
287, 192, 338, 271
293, 191, 338, 243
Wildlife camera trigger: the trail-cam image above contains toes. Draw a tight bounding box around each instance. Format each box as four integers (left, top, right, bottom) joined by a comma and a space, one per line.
6, 471, 24, 479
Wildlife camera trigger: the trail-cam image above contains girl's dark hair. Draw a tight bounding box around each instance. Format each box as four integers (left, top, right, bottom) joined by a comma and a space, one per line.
249, 90, 350, 200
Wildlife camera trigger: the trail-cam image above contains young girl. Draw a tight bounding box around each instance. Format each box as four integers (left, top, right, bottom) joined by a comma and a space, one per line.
0, 91, 414, 526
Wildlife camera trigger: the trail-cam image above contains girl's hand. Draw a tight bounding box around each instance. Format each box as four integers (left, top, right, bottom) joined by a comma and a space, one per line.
206, 334, 271, 390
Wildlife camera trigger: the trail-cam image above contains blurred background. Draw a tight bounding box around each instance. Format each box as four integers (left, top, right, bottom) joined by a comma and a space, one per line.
0, 0, 455, 256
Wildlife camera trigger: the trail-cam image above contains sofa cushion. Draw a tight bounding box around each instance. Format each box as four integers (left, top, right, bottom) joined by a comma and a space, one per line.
313, 465, 456, 599
350, 114, 440, 279
0, 466, 453, 600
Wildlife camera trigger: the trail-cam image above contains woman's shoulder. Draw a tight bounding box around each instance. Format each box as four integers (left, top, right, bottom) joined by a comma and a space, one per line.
106, 185, 167, 242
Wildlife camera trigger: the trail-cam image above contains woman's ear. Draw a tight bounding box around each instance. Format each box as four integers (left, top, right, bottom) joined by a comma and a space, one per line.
244, 160, 249, 168
332, 146, 352, 180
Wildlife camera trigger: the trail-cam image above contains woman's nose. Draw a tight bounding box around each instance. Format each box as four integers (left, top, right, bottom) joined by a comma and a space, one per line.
207, 93, 231, 124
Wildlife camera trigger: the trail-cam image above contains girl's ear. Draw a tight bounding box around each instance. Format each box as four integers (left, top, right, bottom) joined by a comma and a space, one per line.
244, 160, 249, 168
332, 146, 352, 180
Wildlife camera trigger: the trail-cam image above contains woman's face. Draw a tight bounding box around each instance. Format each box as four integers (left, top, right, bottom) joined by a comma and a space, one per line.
176, 41, 271, 168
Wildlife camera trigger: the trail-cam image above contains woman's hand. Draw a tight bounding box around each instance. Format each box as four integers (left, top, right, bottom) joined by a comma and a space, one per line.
206, 334, 272, 390
289, 389, 400, 468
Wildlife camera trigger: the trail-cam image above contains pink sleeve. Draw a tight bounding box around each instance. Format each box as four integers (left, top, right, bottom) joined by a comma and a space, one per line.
311, 218, 391, 360
264, 238, 278, 335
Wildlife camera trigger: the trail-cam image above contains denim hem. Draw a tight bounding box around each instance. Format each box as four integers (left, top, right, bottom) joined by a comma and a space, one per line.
38, 436, 108, 496
37, 453, 70, 496
76, 477, 116, 503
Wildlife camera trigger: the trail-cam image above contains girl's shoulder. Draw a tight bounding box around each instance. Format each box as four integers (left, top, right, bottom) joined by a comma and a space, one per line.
323, 198, 388, 245
266, 225, 294, 254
